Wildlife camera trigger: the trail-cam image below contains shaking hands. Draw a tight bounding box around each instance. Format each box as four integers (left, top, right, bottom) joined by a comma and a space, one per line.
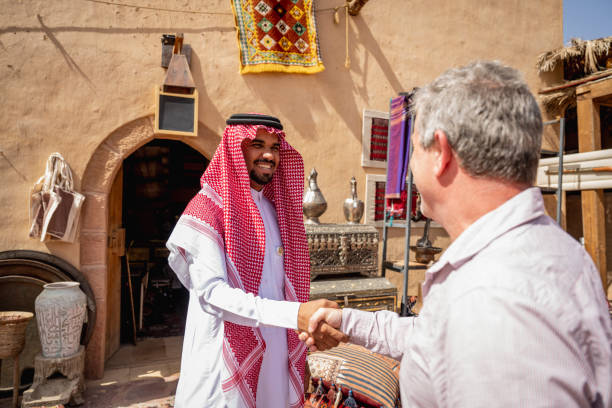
297, 299, 347, 352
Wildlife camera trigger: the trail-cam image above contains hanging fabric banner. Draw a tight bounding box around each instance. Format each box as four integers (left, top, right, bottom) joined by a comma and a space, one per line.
230, 0, 325, 74
385, 94, 411, 218
385, 95, 411, 199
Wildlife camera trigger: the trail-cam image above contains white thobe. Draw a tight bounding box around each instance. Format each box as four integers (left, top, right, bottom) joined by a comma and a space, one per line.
252, 188, 292, 408
168, 188, 300, 408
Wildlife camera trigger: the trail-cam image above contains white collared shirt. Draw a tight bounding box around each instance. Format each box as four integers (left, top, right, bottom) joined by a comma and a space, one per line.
342, 187, 612, 407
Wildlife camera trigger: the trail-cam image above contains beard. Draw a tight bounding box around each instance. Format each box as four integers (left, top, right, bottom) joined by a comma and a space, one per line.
249, 169, 274, 186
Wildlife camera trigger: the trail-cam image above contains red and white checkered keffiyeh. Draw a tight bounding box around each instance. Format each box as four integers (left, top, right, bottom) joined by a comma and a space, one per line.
177, 121, 309, 407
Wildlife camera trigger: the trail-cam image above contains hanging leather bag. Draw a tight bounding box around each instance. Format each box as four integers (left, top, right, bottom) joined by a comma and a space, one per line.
29, 153, 85, 243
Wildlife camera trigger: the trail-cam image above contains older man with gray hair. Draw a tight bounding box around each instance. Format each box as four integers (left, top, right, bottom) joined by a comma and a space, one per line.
303, 61, 612, 407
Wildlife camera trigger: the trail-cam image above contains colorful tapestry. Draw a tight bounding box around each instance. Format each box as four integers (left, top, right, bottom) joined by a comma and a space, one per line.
231, 0, 325, 74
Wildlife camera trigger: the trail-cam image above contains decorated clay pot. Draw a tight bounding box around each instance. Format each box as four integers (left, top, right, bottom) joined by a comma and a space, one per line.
35, 281, 87, 358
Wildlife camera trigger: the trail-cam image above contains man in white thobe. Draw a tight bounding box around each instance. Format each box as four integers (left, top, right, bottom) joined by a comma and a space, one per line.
167, 114, 344, 408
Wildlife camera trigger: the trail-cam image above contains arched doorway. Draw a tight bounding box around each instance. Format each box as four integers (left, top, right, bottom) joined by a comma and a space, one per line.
79, 116, 219, 378
120, 139, 209, 341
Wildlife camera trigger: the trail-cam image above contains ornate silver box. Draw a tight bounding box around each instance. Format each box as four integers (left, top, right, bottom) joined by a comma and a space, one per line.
305, 224, 379, 281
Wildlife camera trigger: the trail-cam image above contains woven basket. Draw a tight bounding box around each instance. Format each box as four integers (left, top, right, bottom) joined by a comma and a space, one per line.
0, 311, 34, 359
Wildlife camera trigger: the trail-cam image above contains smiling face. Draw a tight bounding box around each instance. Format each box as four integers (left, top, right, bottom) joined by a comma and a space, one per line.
241, 128, 280, 191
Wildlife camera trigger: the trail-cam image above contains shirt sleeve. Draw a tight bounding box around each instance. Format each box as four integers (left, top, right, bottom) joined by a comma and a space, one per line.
186, 236, 300, 330
341, 308, 417, 361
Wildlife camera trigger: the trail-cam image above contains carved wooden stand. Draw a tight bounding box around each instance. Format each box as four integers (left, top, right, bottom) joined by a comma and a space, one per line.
21, 346, 85, 408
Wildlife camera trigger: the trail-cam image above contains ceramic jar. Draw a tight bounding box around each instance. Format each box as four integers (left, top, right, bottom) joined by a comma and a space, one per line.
343, 177, 364, 224
35, 281, 87, 358
303, 168, 327, 224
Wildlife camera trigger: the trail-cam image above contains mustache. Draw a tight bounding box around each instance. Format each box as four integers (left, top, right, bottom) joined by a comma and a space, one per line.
255, 159, 276, 166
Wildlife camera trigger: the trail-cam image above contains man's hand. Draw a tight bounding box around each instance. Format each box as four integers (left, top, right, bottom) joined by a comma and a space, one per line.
298, 307, 344, 351
297, 300, 347, 352
298, 299, 338, 331
308, 307, 343, 333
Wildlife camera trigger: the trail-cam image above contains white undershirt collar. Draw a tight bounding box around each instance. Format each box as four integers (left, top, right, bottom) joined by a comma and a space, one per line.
251, 187, 263, 202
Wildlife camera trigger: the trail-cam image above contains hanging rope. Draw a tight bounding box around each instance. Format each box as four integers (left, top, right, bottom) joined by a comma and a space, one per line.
344, 1, 350, 69
333, 2, 351, 70
83, 0, 342, 16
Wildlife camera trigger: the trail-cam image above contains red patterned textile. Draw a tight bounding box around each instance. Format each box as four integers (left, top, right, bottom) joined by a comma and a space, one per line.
181, 119, 310, 407
369, 117, 389, 162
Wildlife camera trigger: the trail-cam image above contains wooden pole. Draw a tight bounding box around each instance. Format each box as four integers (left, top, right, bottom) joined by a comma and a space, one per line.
538, 69, 612, 94
12, 354, 19, 408
577, 89, 607, 291
125, 241, 138, 345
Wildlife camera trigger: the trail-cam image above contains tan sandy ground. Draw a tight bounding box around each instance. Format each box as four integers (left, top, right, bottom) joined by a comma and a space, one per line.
1, 337, 181, 408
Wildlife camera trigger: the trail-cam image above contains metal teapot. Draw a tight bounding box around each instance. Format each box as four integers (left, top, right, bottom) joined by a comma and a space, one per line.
343, 177, 364, 224
303, 168, 327, 224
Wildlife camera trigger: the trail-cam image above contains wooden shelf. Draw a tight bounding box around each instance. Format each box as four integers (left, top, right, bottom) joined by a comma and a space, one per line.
382, 260, 428, 272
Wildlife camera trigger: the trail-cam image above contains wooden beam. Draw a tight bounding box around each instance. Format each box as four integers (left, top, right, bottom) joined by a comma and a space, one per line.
582, 190, 607, 289
539, 69, 612, 94
577, 76, 612, 100
577, 92, 601, 151
106, 165, 123, 359
347, 0, 370, 16
577, 91, 607, 291
561, 190, 567, 232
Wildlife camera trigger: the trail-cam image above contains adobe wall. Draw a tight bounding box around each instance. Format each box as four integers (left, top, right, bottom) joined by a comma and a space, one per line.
0, 0, 563, 376
0, 0, 563, 259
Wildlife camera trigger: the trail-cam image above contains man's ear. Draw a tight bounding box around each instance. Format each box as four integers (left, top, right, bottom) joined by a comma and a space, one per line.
433, 130, 452, 177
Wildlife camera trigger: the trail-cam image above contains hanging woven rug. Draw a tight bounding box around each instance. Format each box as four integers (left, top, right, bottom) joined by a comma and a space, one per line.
231, 0, 325, 74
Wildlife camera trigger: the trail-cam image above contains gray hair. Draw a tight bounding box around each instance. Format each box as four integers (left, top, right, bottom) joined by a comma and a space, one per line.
412, 60, 543, 185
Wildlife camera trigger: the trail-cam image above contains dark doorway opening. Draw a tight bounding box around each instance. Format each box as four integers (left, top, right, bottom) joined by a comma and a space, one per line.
121, 139, 209, 342
563, 106, 578, 154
